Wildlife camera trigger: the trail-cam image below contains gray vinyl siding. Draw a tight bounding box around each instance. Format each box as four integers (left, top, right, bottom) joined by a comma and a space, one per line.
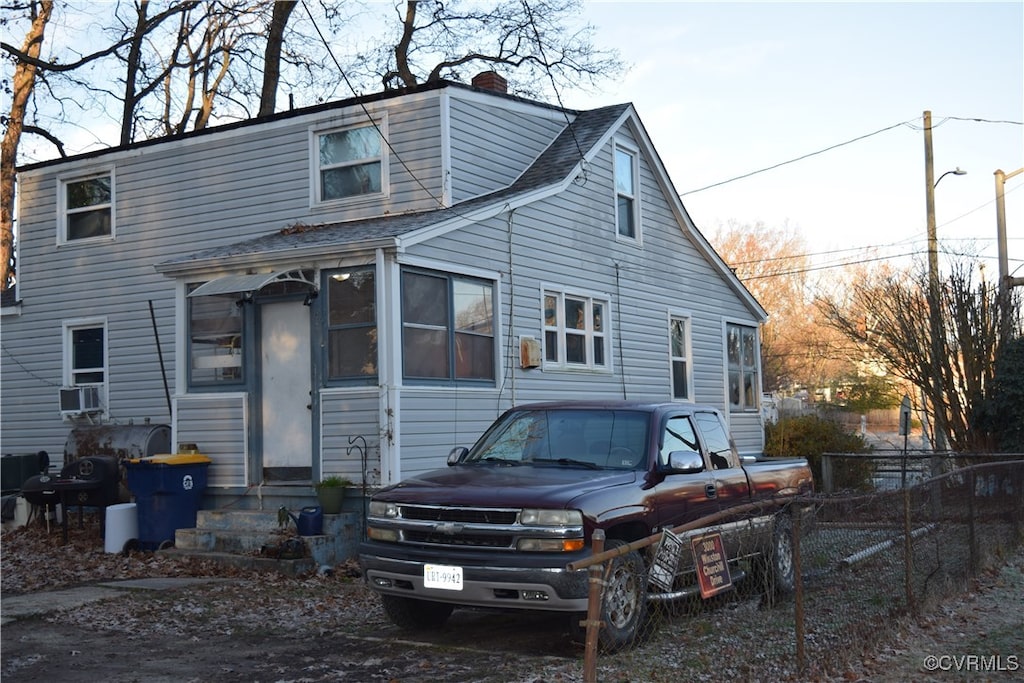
176, 395, 247, 488
448, 96, 568, 202
320, 390, 380, 484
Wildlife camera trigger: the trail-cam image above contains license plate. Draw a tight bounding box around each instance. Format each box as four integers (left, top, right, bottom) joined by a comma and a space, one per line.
423, 563, 463, 590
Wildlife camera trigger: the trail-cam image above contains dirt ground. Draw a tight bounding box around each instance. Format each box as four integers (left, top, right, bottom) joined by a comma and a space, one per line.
2, 519, 1022, 682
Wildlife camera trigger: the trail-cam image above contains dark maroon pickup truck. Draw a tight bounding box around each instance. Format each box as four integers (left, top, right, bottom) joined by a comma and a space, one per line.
359, 400, 813, 649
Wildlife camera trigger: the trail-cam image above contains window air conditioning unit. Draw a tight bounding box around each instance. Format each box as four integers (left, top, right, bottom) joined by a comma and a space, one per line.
60, 386, 102, 415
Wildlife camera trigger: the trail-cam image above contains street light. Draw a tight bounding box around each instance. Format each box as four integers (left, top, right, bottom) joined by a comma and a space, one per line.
922, 110, 966, 455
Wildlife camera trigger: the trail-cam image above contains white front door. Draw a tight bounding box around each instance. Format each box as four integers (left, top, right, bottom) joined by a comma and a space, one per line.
260, 301, 312, 478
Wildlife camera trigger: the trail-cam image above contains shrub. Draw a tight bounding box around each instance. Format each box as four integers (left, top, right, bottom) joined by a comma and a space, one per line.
764, 414, 873, 491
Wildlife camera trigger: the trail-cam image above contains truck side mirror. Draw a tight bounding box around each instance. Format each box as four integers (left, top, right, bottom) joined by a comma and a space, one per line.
447, 447, 469, 466
667, 451, 704, 473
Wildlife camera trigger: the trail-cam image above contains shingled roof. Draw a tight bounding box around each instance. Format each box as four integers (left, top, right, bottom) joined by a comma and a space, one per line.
156, 103, 631, 272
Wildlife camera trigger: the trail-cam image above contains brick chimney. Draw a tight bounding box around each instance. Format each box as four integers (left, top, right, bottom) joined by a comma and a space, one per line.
471, 71, 508, 94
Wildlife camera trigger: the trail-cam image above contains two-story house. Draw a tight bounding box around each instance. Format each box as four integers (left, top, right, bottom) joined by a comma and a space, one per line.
2, 72, 767, 512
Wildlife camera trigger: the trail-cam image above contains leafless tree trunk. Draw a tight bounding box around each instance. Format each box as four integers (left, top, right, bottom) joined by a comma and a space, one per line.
1, 0, 53, 291
258, 0, 297, 116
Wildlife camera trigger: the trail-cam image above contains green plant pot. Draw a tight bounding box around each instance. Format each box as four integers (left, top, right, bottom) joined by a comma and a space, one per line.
316, 486, 345, 514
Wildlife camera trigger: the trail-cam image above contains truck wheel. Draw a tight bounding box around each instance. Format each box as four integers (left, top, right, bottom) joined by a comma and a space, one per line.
587, 539, 647, 651
754, 515, 796, 605
380, 595, 454, 630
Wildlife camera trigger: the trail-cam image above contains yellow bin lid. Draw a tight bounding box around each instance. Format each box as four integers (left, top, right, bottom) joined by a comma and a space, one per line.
129, 453, 212, 465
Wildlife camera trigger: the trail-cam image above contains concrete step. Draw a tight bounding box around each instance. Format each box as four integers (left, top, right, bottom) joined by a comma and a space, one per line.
170, 508, 363, 572
158, 547, 316, 577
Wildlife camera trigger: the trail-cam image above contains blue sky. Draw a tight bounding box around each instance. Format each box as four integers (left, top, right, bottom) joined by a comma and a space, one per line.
565, 1, 1024, 279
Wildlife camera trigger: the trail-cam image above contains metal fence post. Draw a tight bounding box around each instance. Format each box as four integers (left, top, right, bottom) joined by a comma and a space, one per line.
967, 467, 978, 573
903, 482, 916, 615
583, 528, 605, 683
793, 506, 805, 675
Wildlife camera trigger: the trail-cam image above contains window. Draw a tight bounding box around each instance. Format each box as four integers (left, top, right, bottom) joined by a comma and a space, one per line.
64, 320, 106, 387
614, 146, 638, 239
726, 323, 759, 410
669, 315, 692, 400
188, 289, 244, 386
543, 290, 608, 370
61, 172, 113, 241
660, 415, 700, 467
402, 269, 494, 383
326, 268, 377, 380
316, 124, 384, 202
694, 412, 734, 469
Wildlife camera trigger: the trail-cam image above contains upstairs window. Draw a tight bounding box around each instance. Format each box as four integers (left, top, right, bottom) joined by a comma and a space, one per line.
544, 290, 609, 370
669, 315, 692, 400
326, 268, 377, 381
401, 269, 495, 383
614, 146, 638, 239
316, 123, 385, 202
727, 323, 759, 410
61, 172, 113, 242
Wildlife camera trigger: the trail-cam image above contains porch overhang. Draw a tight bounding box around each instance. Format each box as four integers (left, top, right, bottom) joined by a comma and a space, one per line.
186, 269, 317, 298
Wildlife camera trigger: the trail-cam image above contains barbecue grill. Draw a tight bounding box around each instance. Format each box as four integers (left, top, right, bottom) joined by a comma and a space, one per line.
21, 455, 122, 543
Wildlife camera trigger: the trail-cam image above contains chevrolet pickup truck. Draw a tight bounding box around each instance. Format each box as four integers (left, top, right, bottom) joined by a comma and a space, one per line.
359, 400, 813, 650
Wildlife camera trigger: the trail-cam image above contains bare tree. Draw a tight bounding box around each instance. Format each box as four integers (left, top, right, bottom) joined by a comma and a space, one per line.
1, 0, 53, 291
257, 0, 297, 116
710, 221, 851, 393
818, 257, 1023, 451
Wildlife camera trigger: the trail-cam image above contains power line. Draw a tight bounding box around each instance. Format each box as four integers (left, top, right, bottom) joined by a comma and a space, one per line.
680, 118, 918, 196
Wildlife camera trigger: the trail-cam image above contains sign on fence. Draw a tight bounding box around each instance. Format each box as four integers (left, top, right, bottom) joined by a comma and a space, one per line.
649, 528, 685, 591
691, 532, 733, 598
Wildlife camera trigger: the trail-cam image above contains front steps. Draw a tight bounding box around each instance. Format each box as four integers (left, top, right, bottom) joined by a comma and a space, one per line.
165, 508, 362, 576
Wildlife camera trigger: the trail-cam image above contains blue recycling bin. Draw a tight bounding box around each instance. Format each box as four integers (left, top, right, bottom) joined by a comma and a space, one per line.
126, 454, 211, 550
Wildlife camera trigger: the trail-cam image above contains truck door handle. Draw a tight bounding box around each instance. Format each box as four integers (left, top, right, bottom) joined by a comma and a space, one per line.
705, 483, 717, 499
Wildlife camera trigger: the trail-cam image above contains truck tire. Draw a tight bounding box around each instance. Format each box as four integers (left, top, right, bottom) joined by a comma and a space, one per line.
570, 539, 648, 651
380, 595, 455, 630
754, 514, 796, 605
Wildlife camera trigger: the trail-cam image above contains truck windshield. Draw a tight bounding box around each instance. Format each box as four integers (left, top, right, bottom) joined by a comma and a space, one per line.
467, 409, 650, 470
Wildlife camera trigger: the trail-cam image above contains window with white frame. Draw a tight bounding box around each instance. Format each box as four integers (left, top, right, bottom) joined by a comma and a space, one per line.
64, 320, 106, 387
614, 146, 638, 239
543, 290, 608, 369
316, 123, 384, 202
726, 323, 759, 410
401, 269, 495, 383
188, 288, 244, 386
670, 315, 692, 400
61, 172, 113, 242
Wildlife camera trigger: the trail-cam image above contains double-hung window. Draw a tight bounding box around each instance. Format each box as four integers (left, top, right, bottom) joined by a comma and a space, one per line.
669, 314, 692, 400
63, 318, 106, 393
401, 269, 495, 383
726, 323, 760, 410
60, 172, 113, 242
326, 267, 377, 381
614, 145, 639, 239
316, 123, 385, 202
543, 290, 609, 370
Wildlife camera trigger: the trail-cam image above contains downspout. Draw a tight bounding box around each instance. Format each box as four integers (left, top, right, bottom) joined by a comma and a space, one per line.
506, 207, 517, 407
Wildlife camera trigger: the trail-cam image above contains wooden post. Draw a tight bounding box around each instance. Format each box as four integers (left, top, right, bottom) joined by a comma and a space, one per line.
583, 529, 605, 683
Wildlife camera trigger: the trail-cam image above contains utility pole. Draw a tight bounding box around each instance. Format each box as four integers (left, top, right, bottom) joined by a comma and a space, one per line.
995, 167, 1024, 295
923, 110, 947, 454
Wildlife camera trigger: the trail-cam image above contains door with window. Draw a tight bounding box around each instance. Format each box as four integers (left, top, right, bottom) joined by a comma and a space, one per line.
260, 301, 312, 481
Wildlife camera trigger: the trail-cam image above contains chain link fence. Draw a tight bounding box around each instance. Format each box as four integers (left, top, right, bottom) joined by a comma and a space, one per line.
574, 456, 1023, 681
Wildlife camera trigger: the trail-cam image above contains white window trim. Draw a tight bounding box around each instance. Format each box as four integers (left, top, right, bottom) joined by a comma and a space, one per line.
310, 115, 390, 208
668, 311, 694, 402
62, 316, 109, 411
541, 284, 613, 372
56, 168, 115, 246
613, 141, 641, 244
723, 319, 762, 412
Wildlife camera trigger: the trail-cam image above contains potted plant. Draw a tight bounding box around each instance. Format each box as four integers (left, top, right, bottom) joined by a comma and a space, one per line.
315, 475, 351, 514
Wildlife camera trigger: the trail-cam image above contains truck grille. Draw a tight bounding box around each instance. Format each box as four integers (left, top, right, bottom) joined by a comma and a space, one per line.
398, 504, 518, 525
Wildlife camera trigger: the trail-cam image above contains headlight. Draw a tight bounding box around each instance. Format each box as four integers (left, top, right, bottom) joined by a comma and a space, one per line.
520, 509, 582, 526
368, 501, 398, 518
366, 526, 399, 542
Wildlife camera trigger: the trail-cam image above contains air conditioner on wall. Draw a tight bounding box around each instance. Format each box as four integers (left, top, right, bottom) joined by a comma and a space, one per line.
59, 386, 102, 415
